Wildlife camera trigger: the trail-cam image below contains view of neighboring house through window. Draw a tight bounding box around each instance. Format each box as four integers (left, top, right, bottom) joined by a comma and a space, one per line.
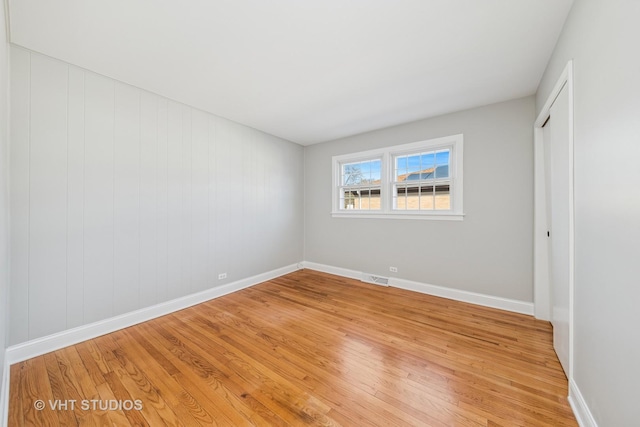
393, 149, 450, 211
340, 159, 381, 210
332, 134, 463, 220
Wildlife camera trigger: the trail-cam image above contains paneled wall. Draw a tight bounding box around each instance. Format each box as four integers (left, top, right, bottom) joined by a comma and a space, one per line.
9, 47, 304, 345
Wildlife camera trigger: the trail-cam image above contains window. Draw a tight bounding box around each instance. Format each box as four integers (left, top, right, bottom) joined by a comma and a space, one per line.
332, 134, 463, 220
339, 158, 381, 210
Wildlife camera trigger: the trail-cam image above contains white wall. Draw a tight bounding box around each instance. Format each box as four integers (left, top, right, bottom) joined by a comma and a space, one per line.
0, 0, 10, 399
304, 96, 535, 302
536, 1, 640, 425
8, 47, 304, 345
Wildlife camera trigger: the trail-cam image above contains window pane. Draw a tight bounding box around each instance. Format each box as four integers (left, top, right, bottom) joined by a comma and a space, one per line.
342, 159, 381, 186
394, 185, 408, 210
435, 150, 450, 179
341, 187, 381, 210
420, 152, 435, 172
396, 157, 408, 176
435, 184, 451, 210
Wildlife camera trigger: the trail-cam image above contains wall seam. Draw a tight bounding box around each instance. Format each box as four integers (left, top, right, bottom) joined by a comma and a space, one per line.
25, 51, 30, 340
64, 63, 69, 328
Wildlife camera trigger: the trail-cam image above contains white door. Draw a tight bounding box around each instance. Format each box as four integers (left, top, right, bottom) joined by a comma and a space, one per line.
543, 83, 571, 375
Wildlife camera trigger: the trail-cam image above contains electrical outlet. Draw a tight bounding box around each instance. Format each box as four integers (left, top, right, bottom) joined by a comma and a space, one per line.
389, 266, 398, 273
218, 273, 227, 280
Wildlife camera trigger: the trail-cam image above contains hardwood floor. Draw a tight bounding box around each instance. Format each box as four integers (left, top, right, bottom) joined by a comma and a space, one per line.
9, 269, 577, 426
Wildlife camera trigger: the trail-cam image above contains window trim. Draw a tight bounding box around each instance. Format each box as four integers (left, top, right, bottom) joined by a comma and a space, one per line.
331, 134, 464, 220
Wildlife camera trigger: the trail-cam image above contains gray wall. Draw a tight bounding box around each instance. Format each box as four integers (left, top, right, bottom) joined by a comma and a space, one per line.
305, 96, 535, 302
1, 0, 9, 396
537, 1, 640, 425
9, 47, 304, 345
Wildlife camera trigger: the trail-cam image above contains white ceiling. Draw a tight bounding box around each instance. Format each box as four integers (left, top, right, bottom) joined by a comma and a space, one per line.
8, 0, 573, 145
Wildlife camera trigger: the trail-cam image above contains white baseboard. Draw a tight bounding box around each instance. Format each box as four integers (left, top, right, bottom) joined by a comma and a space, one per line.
302, 261, 362, 281
5, 263, 300, 365
569, 378, 598, 427
392, 277, 534, 315
302, 261, 534, 316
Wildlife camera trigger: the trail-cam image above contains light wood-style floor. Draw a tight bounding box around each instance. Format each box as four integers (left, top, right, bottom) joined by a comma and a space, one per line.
9, 269, 577, 426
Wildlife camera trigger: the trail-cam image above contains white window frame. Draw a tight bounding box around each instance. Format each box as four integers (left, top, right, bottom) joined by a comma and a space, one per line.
331, 134, 464, 220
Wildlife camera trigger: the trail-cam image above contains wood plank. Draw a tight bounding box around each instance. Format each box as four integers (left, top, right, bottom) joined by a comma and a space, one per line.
8, 362, 25, 427
43, 353, 79, 426
21, 358, 60, 426
99, 333, 183, 427
9, 270, 577, 426
117, 328, 215, 426
94, 381, 133, 427
54, 346, 102, 426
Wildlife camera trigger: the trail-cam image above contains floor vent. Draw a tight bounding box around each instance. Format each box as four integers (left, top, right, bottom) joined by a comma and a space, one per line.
361, 273, 389, 286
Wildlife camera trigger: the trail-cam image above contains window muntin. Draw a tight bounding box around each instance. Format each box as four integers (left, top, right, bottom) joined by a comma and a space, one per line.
339, 158, 381, 210
331, 134, 463, 220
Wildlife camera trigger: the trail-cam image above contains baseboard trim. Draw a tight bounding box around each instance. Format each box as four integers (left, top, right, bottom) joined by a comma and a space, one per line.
302, 261, 362, 281
569, 378, 598, 427
392, 277, 534, 315
302, 261, 534, 315
5, 263, 301, 365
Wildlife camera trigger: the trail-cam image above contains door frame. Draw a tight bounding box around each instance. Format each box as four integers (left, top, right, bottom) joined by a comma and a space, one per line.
533, 60, 574, 381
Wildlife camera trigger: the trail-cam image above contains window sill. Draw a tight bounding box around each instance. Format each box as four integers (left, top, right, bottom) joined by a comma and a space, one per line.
330, 211, 465, 221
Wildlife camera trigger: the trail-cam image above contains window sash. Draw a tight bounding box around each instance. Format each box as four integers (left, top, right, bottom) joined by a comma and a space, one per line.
391, 146, 452, 212
339, 186, 381, 210
393, 147, 450, 176
392, 181, 452, 211
340, 158, 382, 187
